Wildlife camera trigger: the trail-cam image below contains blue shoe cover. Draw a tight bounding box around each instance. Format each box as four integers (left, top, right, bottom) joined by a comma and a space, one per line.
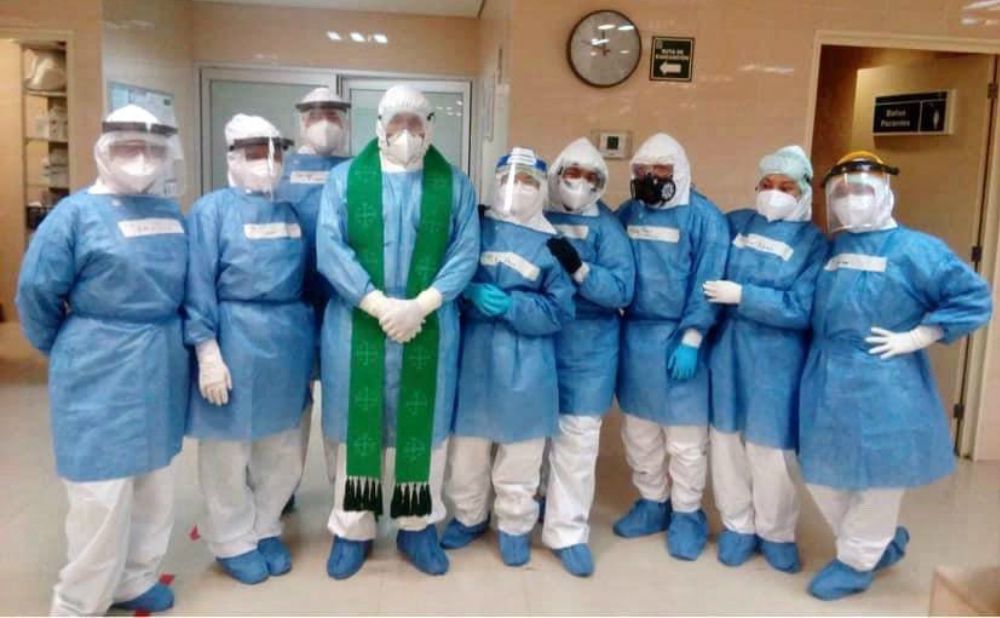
397, 526, 449, 576
874, 527, 910, 572
326, 537, 371, 580
717, 528, 758, 567
498, 531, 531, 567
111, 583, 174, 612
760, 539, 801, 573
612, 499, 671, 538
554, 543, 594, 577
808, 559, 874, 601
217, 549, 269, 585
667, 509, 709, 561
440, 518, 489, 550
257, 536, 292, 576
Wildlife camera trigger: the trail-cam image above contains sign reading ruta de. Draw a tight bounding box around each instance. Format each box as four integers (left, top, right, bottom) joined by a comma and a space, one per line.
649, 36, 695, 82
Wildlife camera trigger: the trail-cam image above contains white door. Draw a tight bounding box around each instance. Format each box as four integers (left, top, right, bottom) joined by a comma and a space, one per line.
341, 77, 471, 173
200, 67, 337, 193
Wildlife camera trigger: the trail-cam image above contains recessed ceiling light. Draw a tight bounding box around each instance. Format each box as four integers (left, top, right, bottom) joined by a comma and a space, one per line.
326, 31, 342, 41
597, 23, 616, 30
373, 33, 388, 44
350, 32, 366, 42
617, 24, 635, 31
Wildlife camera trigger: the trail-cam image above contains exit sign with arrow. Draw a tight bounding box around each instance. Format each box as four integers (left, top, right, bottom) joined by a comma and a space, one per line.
650, 36, 694, 82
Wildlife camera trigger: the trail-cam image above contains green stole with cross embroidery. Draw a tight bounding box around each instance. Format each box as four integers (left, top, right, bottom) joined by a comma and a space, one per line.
344, 138, 452, 517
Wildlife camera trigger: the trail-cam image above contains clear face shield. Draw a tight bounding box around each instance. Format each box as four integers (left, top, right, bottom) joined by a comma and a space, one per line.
824, 171, 894, 233
297, 101, 350, 156
494, 153, 548, 223
95, 120, 184, 198
553, 164, 605, 212
227, 136, 293, 197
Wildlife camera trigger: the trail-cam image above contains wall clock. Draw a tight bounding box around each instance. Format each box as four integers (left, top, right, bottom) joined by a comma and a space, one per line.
566, 10, 641, 88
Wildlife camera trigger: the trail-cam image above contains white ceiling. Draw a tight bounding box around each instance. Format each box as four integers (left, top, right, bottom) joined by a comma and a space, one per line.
194, 0, 483, 18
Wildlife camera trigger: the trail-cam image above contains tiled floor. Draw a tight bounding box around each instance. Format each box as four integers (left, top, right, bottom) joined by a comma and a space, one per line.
1, 323, 997, 615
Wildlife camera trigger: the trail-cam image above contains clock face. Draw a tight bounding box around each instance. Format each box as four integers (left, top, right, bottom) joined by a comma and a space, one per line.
567, 10, 642, 88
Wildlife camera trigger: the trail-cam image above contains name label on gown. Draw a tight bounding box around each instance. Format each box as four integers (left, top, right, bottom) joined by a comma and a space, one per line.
824, 253, 887, 273
290, 170, 329, 184
627, 225, 680, 243
732, 233, 794, 261
117, 218, 184, 238
480, 251, 541, 281
244, 222, 303, 240
553, 224, 590, 240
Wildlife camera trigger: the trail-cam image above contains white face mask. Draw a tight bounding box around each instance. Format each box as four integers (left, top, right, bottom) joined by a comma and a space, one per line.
755, 189, 799, 222
238, 159, 283, 193
557, 178, 596, 212
831, 194, 880, 231
499, 182, 545, 222
108, 154, 163, 194
304, 120, 344, 156
384, 130, 424, 167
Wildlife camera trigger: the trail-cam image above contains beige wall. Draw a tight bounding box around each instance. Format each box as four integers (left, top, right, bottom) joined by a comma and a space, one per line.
102, 0, 198, 209
503, 0, 1000, 210
475, 0, 511, 202
192, 1, 478, 77
0, 40, 24, 320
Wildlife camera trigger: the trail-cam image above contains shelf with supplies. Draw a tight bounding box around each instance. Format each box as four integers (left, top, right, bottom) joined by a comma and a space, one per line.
18, 38, 69, 244
24, 136, 68, 144
24, 89, 66, 98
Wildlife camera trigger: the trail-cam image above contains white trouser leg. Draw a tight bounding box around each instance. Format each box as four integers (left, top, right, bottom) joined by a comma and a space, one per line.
248, 428, 304, 541
393, 440, 449, 532
746, 442, 799, 543
445, 436, 493, 527
620, 415, 670, 502
113, 465, 175, 603
198, 439, 256, 558
542, 415, 603, 549
51, 471, 154, 616
328, 441, 449, 539
665, 425, 708, 513
323, 437, 338, 486
537, 441, 551, 499
710, 428, 755, 534
492, 438, 546, 535
808, 484, 904, 571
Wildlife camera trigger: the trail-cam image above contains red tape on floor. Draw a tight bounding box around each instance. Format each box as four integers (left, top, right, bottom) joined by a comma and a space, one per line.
189, 525, 200, 541
159, 573, 175, 586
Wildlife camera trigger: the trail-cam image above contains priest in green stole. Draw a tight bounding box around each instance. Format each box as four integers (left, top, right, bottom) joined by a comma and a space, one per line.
316, 85, 480, 579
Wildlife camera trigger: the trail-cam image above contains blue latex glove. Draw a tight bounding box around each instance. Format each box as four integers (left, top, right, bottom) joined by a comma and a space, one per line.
463, 283, 512, 317
667, 343, 699, 381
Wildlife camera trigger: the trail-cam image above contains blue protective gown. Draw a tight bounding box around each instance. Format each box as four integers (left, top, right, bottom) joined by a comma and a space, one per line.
276, 151, 349, 329
708, 209, 828, 450
799, 226, 992, 490
184, 188, 315, 441
16, 190, 189, 482
453, 216, 576, 442
317, 162, 480, 446
547, 203, 635, 416
616, 190, 729, 426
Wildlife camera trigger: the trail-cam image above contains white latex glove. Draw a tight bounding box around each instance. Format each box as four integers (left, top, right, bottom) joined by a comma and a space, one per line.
865, 325, 943, 360
359, 290, 390, 319
703, 280, 743, 305
196, 339, 232, 406
379, 288, 442, 344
